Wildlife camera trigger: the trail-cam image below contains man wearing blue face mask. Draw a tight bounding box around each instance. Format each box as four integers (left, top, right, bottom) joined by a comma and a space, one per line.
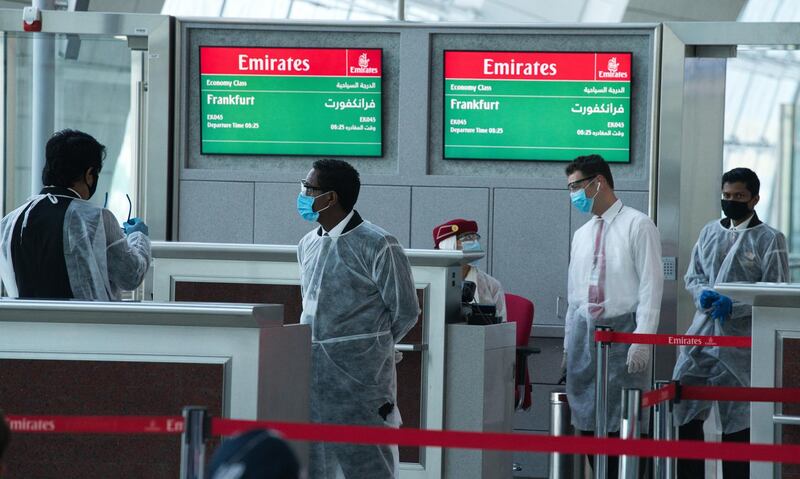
564, 154, 663, 479
296, 159, 420, 479
432, 218, 506, 322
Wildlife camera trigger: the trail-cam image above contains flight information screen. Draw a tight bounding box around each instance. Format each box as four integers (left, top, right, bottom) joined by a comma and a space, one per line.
443, 51, 632, 162
200, 46, 382, 156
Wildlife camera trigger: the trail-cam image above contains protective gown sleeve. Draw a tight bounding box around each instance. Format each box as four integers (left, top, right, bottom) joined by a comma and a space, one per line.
684, 227, 712, 311
297, 242, 306, 298
762, 233, 789, 283
564, 238, 578, 350
372, 237, 420, 342
103, 209, 151, 291
728, 231, 790, 319
631, 218, 663, 334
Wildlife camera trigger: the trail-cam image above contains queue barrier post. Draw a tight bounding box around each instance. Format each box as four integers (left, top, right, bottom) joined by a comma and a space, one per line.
652, 381, 677, 479
549, 391, 575, 479
595, 326, 612, 479
618, 388, 641, 479
180, 406, 210, 479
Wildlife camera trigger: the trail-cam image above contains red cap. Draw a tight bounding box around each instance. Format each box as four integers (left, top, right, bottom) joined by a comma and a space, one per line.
432, 219, 478, 249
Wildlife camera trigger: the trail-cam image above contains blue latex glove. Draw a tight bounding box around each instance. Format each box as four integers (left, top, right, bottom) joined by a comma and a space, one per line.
710, 295, 733, 322
699, 289, 720, 309
123, 217, 149, 236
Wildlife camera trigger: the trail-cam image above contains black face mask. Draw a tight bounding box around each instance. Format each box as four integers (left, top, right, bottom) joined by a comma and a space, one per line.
86, 170, 99, 200
721, 199, 751, 221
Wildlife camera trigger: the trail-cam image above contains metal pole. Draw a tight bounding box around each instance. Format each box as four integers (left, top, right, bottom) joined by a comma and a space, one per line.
594, 326, 611, 479
180, 406, 209, 479
665, 383, 676, 479
618, 388, 641, 479
549, 391, 573, 479
653, 380, 676, 479
31, 0, 55, 195
397, 0, 405, 20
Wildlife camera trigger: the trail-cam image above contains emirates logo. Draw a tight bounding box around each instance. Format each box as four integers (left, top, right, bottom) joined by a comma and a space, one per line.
350, 51, 379, 75
598, 56, 627, 79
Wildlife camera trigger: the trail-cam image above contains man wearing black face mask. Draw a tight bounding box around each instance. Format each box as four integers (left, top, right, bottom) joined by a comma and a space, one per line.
0, 129, 151, 300
672, 167, 789, 479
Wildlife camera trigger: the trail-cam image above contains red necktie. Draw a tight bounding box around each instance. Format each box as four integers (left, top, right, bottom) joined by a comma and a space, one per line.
587, 218, 605, 319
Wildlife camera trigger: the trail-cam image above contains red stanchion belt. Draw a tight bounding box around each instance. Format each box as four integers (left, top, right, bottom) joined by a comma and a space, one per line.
5, 415, 184, 434
641, 384, 800, 409
212, 418, 800, 464
680, 385, 800, 403
594, 330, 751, 348
641, 383, 678, 408
9, 414, 800, 464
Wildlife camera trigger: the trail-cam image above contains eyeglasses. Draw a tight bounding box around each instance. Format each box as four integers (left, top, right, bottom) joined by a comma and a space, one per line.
300, 180, 328, 196
458, 232, 481, 242
567, 175, 598, 192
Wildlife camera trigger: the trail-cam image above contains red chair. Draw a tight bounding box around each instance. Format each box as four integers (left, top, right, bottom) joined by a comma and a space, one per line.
505, 293, 539, 410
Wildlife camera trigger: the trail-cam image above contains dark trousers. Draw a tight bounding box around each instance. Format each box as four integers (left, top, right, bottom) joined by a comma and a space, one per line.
579, 430, 650, 479
678, 419, 750, 479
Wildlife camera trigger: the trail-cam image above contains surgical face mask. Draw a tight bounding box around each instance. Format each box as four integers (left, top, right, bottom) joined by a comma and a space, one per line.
461, 240, 482, 252
297, 192, 331, 222
721, 199, 752, 221
570, 179, 600, 214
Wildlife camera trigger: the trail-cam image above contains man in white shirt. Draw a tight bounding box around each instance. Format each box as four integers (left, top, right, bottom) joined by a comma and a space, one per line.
563, 154, 663, 478
672, 168, 788, 479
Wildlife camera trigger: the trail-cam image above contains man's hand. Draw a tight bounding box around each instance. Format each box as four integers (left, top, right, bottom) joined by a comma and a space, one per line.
123, 217, 149, 236
711, 295, 733, 322
700, 289, 720, 309
626, 344, 650, 374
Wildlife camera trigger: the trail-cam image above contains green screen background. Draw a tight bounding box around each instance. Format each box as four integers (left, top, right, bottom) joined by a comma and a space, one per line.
201, 75, 382, 156
443, 79, 631, 162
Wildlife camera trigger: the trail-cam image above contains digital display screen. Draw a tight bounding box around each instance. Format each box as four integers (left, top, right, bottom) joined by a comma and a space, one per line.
443, 51, 632, 162
200, 46, 382, 157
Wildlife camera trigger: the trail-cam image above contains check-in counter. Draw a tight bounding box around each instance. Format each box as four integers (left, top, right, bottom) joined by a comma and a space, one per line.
0, 299, 309, 479
445, 322, 516, 479
147, 241, 515, 479
716, 282, 800, 479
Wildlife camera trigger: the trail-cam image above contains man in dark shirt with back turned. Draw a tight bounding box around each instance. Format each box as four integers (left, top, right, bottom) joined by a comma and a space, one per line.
0, 129, 151, 300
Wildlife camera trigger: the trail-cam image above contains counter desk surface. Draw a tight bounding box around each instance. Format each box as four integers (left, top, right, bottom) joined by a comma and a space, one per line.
0, 298, 310, 478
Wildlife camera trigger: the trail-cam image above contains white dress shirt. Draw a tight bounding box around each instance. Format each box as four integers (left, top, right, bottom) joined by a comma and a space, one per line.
322, 210, 355, 238
728, 213, 753, 231
565, 200, 664, 346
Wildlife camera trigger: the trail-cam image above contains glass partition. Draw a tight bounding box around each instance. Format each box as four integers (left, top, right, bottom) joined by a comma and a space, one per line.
2, 32, 141, 225
723, 46, 800, 280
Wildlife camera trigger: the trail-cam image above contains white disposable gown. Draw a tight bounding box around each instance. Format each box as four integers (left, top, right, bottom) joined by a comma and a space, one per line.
565, 203, 663, 432
672, 217, 788, 433
0, 192, 151, 300
298, 219, 419, 479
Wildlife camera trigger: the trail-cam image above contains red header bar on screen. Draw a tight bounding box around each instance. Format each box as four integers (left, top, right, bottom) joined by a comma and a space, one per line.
444, 51, 631, 81
200, 47, 382, 77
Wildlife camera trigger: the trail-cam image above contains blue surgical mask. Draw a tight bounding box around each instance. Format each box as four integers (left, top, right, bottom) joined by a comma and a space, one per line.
297, 193, 319, 222
461, 240, 482, 252
570, 189, 593, 214
570, 179, 600, 214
